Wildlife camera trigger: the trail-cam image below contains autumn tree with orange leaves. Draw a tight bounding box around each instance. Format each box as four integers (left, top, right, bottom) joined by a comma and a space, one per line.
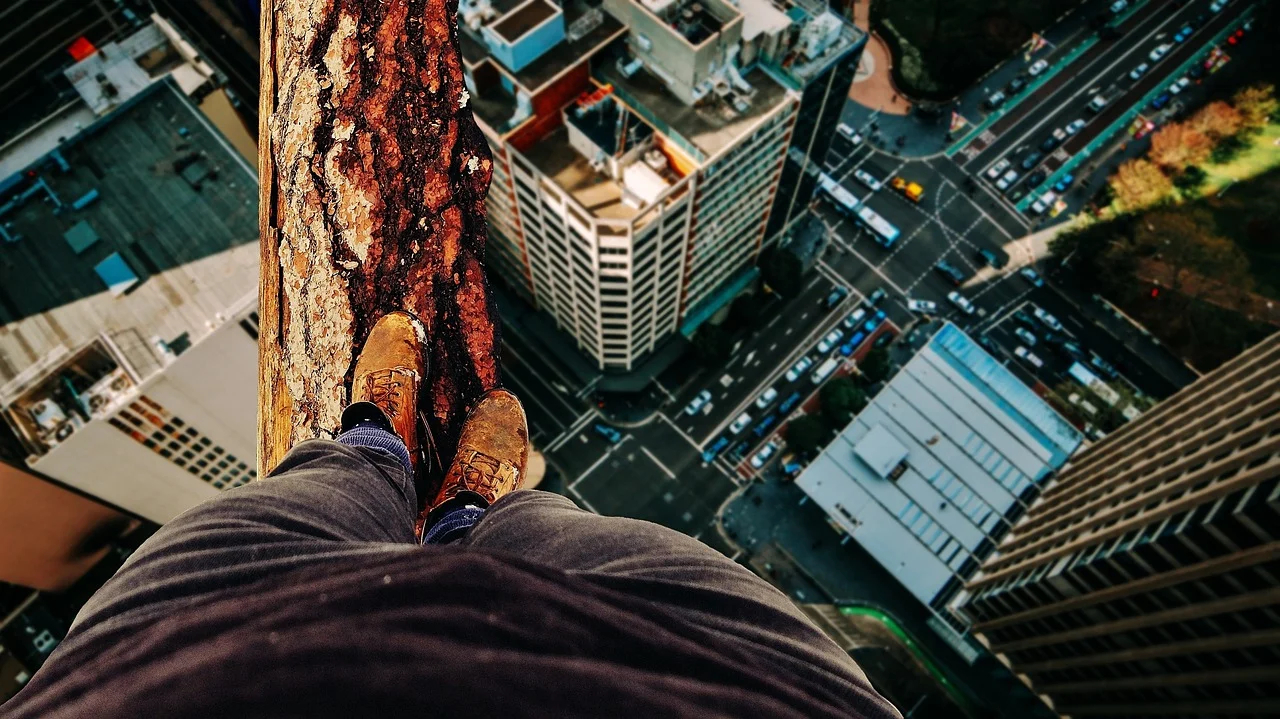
1148, 122, 1213, 172
1109, 159, 1173, 212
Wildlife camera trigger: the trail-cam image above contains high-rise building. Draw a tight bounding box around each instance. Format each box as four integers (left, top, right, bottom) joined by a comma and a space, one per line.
0, 22, 262, 525
461, 0, 865, 370
953, 332, 1280, 718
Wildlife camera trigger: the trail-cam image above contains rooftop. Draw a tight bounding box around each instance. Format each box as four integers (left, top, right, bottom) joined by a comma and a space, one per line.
0, 78, 259, 392
795, 323, 1083, 612
597, 52, 792, 161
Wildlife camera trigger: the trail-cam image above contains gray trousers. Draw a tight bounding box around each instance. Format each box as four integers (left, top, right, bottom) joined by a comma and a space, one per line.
65, 440, 876, 695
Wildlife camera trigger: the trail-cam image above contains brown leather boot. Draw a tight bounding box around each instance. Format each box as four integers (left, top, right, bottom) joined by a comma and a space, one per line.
341, 311, 427, 471
427, 388, 528, 513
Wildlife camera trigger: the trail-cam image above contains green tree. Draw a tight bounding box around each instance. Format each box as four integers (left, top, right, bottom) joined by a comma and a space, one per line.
1109, 158, 1173, 212
761, 247, 803, 298
859, 347, 892, 384
1173, 165, 1208, 193
691, 323, 732, 365
785, 414, 831, 455
819, 376, 867, 427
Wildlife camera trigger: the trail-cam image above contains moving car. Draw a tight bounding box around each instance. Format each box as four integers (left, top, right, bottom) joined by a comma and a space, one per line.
1033, 306, 1064, 331
1013, 310, 1037, 327
947, 291, 976, 315
890, 177, 925, 202
1110, 0, 1128, 12
1014, 346, 1044, 369
843, 307, 868, 328
984, 91, 1007, 110
750, 440, 780, 469
785, 356, 814, 382
1209, 0, 1227, 12
593, 423, 623, 444
729, 412, 753, 435
755, 387, 778, 410
1020, 152, 1043, 170
1014, 327, 1038, 346
1090, 353, 1120, 379
701, 436, 729, 463
1174, 25, 1193, 43
1065, 118, 1087, 135
854, 168, 883, 191
907, 298, 938, 314
1020, 267, 1044, 287
1148, 44, 1171, 62
1087, 94, 1108, 112
684, 389, 713, 415
816, 328, 844, 353
934, 260, 967, 286
977, 248, 1006, 269
1129, 62, 1150, 80
986, 158, 1011, 180
996, 169, 1020, 191
825, 286, 849, 309
836, 123, 863, 145
1040, 127, 1068, 152
1028, 59, 1049, 77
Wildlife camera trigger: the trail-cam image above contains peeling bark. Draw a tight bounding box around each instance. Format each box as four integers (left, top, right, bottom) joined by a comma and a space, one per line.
257, 0, 500, 493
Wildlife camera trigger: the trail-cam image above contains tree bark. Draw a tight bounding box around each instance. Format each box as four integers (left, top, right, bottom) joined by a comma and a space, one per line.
257, 0, 500, 489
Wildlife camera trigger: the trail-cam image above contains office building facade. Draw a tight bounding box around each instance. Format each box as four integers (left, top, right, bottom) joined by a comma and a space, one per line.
954, 332, 1280, 717
462, 0, 864, 370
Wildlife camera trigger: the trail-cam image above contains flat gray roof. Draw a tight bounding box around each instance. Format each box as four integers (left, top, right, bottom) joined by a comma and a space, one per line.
796, 323, 1082, 608
0, 79, 258, 387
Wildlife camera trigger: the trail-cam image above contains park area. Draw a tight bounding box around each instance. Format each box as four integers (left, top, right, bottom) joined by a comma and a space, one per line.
869, 0, 1080, 99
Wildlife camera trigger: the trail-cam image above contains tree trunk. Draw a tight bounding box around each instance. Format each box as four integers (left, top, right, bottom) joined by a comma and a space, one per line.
256, 0, 500, 490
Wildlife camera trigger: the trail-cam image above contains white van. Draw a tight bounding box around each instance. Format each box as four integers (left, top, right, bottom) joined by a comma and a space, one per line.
811, 357, 839, 384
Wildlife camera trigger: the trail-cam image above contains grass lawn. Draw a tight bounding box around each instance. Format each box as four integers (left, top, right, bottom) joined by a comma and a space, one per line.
1196, 123, 1280, 197
870, 0, 1080, 99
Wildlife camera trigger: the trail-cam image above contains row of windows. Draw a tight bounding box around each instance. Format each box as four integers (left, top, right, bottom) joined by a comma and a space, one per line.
108, 396, 256, 489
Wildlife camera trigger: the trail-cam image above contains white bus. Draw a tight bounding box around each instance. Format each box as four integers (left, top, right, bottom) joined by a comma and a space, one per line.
816, 173, 901, 248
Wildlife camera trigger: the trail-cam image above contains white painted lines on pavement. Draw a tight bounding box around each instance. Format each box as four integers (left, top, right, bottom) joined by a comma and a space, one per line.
567, 485, 599, 514
641, 447, 676, 480
658, 412, 705, 452
568, 433, 631, 490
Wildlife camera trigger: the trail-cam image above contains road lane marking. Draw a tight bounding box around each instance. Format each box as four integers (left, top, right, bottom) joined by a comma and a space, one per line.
641, 446, 676, 480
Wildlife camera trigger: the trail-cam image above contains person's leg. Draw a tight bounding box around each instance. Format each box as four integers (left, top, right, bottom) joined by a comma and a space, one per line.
68, 430, 420, 644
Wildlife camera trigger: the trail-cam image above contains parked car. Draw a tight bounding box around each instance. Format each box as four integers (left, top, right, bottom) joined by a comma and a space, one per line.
996, 169, 1020, 190
1020, 267, 1044, 287
750, 440, 780, 469
1014, 327, 1038, 346
1148, 44, 1171, 62
785, 356, 814, 382
907, 299, 938, 314
1014, 346, 1045, 369
755, 387, 778, 410
947, 291, 976, 315
752, 414, 778, 439
1151, 93, 1172, 110
977, 248, 1006, 269
1028, 59, 1049, 77
701, 436, 729, 463
810, 358, 839, 384
684, 389, 712, 415
865, 288, 887, 306
843, 307, 868, 329
986, 158, 1011, 180
729, 412, 753, 435
1050, 340, 1086, 360
1033, 306, 1064, 331
1168, 76, 1192, 94
778, 391, 803, 414
836, 123, 863, 145
1013, 310, 1037, 327
1006, 77, 1028, 95
1020, 152, 1043, 170
1129, 62, 1150, 80
984, 91, 1007, 110
1053, 173, 1075, 193
934, 260, 967, 286
1027, 170, 1047, 188
839, 331, 868, 357
854, 168, 883, 191
825, 286, 848, 309
816, 328, 844, 353
593, 423, 623, 444
1110, 0, 1128, 12
1090, 353, 1120, 379
1029, 191, 1057, 216
1065, 118, 1087, 135
1209, 0, 1227, 12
